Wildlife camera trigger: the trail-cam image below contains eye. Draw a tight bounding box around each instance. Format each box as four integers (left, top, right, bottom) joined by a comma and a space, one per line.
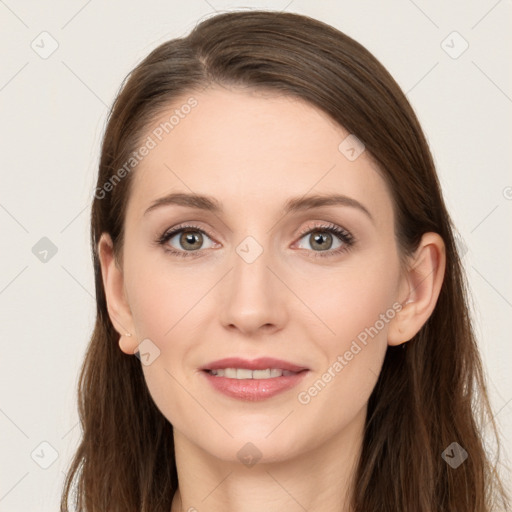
156, 224, 216, 258
294, 222, 355, 258
155, 222, 355, 259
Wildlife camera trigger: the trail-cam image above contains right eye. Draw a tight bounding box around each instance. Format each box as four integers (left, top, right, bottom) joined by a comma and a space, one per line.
157, 224, 217, 258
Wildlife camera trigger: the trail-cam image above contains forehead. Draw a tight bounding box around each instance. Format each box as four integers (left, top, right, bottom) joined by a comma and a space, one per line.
126, 86, 393, 227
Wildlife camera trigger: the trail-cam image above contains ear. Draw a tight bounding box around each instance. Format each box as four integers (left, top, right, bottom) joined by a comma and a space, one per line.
387, 232, 446, 346
97, 232, 139, 355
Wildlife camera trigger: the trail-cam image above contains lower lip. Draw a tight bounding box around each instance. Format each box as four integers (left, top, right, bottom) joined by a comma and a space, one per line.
201, 370, 309, 401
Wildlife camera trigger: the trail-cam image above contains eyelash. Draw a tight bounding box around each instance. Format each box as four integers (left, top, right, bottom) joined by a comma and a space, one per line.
155, 222, 355, 259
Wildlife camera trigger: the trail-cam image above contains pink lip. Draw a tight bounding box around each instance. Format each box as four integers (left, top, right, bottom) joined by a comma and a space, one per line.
199, 357, 310, 401
200, 357, 308, 372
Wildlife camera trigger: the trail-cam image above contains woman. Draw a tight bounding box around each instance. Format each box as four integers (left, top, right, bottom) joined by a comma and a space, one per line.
60, 10, 510, 512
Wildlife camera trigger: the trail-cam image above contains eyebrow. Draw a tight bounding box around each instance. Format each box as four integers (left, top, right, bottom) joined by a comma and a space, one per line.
143, 192, 374, 223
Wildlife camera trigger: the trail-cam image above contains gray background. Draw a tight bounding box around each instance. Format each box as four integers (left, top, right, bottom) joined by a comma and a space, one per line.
0, 0, 511, 509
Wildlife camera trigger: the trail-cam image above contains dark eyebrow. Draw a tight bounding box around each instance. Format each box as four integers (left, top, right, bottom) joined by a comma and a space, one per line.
283, 194, 374, 223
144, 192, 222, 216
143, 192, 374, 223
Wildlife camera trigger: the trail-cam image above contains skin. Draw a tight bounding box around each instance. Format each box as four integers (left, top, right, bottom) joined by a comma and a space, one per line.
98, 85, 445, 512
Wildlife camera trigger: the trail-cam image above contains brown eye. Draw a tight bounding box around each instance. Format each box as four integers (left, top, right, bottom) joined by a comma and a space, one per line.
157, 224, 216, 257
295, 223, 355, 259
179, 230, 204, 251
308, 231, 334, 251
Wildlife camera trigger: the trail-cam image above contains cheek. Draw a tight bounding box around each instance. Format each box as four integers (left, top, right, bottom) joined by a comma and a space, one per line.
123, 253, 204, 396
303, 253, 399, 346
129, 278, 172, 339
124, 250, 191, 341
124, 262, 200, 429
291, 287, 396, 451
297, 253, 399, 406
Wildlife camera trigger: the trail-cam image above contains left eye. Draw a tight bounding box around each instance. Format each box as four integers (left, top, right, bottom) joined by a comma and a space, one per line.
296, 228, 344, 252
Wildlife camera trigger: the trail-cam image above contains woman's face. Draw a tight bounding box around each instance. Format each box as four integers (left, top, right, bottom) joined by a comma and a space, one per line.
104, 85, 410, 464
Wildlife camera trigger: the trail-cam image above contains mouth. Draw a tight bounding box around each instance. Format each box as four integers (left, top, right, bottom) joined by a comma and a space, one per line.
200, 357, 310, 401
204, 368, 303, 378
200, 356, 308, 373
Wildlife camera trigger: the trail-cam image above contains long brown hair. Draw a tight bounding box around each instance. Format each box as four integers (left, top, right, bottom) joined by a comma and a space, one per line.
61, 10, 510, 511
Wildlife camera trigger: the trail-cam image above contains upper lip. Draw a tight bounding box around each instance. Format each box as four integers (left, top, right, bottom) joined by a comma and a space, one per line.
200, 357, 309, 373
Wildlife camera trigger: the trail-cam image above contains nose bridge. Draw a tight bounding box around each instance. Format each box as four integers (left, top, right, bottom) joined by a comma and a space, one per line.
231, 231, 275, 303
219, 230, 285, 333
229, 212, 275, 282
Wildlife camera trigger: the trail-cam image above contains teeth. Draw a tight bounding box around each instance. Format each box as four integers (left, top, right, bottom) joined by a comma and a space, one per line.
236, 368, 252, 379
224, 368, 238, 378
208, 368, 297, 379
253, 369, 273, 379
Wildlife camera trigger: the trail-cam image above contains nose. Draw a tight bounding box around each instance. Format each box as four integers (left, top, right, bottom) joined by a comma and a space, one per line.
219, 242, 288, 337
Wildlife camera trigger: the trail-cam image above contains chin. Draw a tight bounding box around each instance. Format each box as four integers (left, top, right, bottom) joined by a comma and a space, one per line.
206, 430, 307, 466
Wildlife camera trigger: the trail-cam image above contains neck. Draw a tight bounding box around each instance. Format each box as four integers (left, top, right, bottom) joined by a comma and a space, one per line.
170, 406, 365, 512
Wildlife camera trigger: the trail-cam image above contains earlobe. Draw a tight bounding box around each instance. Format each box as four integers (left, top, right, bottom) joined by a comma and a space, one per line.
119, 333, 138, 355
388, 232, 446, 347
97, 233, 138, 355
